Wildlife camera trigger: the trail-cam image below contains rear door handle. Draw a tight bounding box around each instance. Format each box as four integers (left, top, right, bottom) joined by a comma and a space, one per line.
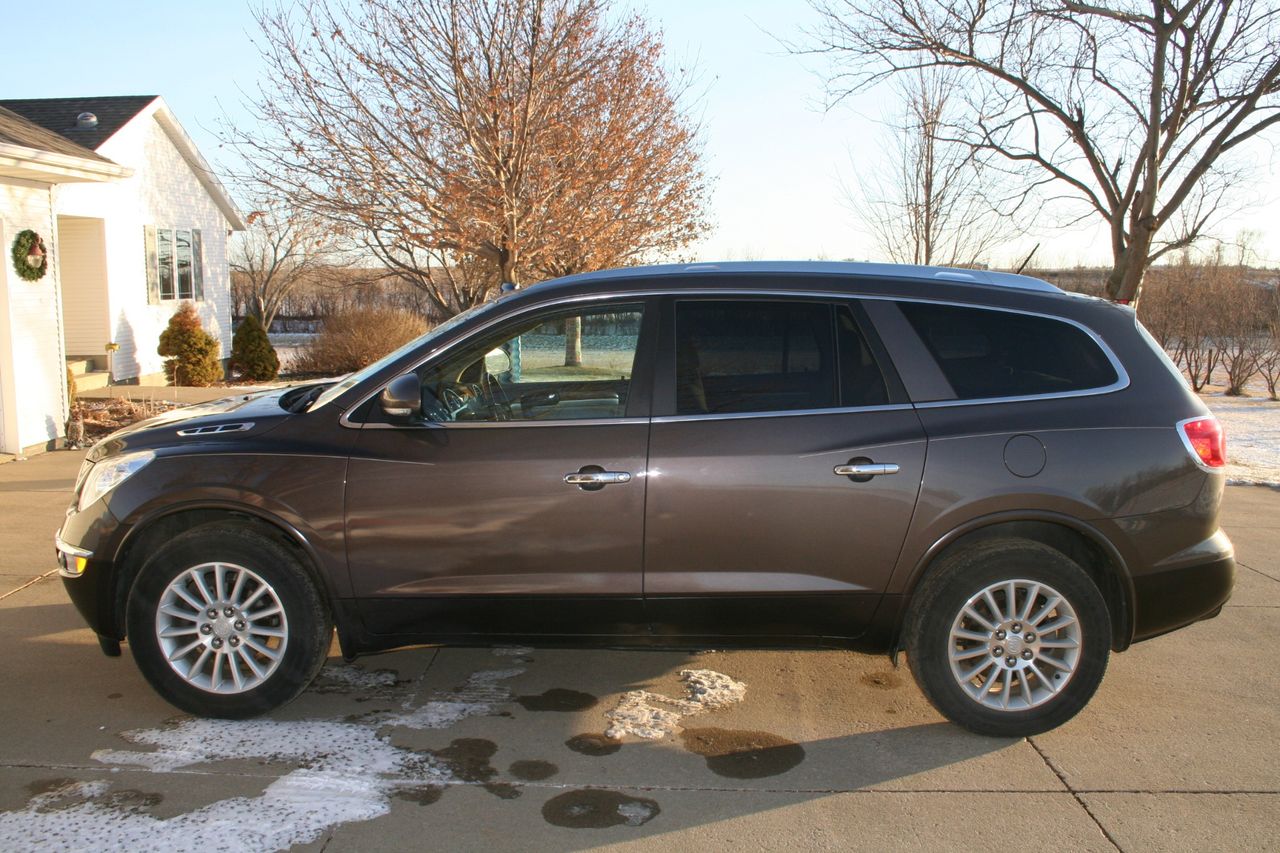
565, 466, 632, 491
834, 461, 900, 482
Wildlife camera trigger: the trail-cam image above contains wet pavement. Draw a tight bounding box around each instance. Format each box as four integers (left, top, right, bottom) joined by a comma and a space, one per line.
1, 450, 1277, 851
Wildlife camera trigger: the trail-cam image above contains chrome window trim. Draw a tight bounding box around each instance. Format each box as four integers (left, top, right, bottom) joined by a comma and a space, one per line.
356, 417, 650, 430
652, 404, 914, 424
339, 286, 1130, 428
888, 297, 1130, 407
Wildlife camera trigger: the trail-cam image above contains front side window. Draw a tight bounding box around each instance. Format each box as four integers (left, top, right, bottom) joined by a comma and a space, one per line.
898, 301, 1119, 399
145, 226, 204, 303
420, 304, 644, 422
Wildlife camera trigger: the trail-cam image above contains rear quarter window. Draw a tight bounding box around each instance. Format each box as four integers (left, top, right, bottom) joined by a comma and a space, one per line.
897, 302, 1118, 400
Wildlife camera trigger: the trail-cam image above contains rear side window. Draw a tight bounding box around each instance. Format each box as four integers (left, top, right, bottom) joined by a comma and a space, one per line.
897, 302, 1118, 400
674, 300, 890, 415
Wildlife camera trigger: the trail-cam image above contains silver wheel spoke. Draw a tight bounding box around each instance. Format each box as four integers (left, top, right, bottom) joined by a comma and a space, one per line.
171, 585, 204, 612
192, 571, 215, 605
961, 657, 996, 682
1039, 654, 1072, 672
229, 569, 247, 603
1029, 662, 1056, 692
1018, 670, 1034, 705
1019, 583, 1041, 622
237, 648, 265, 679
1037, 615, 1077, 635
1028, 595, 1062, 627
240, 584, 270, 610
244, 637, 282, 661
186, 645, 212, 680
962, 605, 996, 632
981, 589, 1004, 623
167, 638, 203, 661
159, 604, 199, 622
948, 578, 1082, 713
155, 561, 288, 696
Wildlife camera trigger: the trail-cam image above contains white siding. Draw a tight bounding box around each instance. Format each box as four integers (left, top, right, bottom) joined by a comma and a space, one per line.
56, 107, 232, 381
57, 216, 110, 357
0, 177, 67, 454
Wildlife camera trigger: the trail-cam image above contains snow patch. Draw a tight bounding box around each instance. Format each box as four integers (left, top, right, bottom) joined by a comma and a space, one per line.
604, 669, 747, 740
0, 666, 530, 852
311, 664, 401, 693
381, 666, 525, 729
492, 645, 534, 657
616, 800, 659, 826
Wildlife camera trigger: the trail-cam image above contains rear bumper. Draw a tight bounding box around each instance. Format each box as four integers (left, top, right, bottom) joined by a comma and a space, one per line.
1130, 530, 1234, 643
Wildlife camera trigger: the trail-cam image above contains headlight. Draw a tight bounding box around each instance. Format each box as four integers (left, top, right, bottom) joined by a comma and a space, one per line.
77, 450, 155, 512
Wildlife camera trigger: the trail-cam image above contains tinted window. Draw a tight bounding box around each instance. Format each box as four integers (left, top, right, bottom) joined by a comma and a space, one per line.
676, 301, 837, 415
898, 302, 1118, 399
836, 305, 890, 407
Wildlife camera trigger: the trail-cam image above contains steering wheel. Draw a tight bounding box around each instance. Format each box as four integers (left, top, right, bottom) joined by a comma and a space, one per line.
480, 373, 513, 420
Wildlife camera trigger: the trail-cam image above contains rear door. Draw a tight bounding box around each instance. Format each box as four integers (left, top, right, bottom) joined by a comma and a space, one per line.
643, 296, 927, 641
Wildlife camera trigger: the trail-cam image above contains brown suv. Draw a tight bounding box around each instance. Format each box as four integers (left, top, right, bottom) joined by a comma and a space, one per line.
56, 262, 1234, 736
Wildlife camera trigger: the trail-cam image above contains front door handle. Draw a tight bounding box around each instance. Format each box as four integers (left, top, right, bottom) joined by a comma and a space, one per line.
565, 465, 632, 491
834, 459, 900, 482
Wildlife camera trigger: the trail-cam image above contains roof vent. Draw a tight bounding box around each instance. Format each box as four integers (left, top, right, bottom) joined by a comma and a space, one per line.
76, 112, 98, 129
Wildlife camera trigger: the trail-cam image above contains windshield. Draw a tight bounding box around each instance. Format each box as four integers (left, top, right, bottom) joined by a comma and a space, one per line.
307, 300, 505, 412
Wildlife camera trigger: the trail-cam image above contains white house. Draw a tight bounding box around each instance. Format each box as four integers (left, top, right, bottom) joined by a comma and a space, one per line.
0, 96, 244, 456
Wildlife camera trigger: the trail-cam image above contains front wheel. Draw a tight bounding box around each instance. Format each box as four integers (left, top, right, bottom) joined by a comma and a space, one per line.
906, 539, 1111, 737
126, 522, 332, 718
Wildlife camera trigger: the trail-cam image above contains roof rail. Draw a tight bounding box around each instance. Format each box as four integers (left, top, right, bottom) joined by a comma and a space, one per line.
543, 261, 1063, 294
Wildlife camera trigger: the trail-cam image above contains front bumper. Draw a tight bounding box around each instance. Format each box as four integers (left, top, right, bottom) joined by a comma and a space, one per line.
1130, 529, 1235, 643
56, 498, 125, 645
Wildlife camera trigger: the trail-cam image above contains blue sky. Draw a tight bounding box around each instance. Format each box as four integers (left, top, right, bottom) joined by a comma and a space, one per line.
6, 0, 1278, 267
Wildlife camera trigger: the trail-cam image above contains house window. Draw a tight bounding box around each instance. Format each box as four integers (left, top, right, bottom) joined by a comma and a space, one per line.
145, 226, 204, 303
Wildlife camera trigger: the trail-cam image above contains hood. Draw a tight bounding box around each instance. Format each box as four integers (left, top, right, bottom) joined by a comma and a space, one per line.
86, 385, 312, 462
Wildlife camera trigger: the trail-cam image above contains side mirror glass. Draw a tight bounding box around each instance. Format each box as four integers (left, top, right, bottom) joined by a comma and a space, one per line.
380, 373, 423, 421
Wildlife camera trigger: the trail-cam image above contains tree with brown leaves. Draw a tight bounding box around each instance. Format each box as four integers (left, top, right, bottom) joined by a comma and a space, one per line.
233, 0, 709, 317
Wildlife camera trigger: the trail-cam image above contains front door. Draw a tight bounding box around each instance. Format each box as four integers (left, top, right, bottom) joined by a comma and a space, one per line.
346, 298, 655, 639
643, 297, 927, 641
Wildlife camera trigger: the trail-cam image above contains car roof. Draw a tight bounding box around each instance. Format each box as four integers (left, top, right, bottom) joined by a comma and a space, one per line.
532, 261, 1064, 295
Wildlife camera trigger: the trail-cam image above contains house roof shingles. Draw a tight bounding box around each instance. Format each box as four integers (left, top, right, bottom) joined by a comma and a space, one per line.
0, 96, 158, 152
0, 105, 112, 162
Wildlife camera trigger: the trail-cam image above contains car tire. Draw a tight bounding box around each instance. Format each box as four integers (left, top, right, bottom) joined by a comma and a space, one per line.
905, 538, 1110, 737
126, 521, 332, 718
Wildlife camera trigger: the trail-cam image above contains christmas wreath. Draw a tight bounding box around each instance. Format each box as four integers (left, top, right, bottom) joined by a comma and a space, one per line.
11, 229, 48, 281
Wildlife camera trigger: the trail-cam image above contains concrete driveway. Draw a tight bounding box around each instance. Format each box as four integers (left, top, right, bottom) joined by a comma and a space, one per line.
0, 450, 1276, 851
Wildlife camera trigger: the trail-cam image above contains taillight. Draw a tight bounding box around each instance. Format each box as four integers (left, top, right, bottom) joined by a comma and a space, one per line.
1177, 417, 1226, 468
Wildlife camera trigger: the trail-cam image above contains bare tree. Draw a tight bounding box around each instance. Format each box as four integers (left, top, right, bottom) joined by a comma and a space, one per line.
231, 0, 707, 318
850, 68, 1004, 266
806, 0, 1280, 307
231, 204, 339, 330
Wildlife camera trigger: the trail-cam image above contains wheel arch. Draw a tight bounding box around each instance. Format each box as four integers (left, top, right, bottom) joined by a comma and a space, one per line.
111, 503, 340, 644
895, 512, 1135, 654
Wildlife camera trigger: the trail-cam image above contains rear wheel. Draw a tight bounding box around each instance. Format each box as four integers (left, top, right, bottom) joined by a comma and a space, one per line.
127, 522, 331, 718
906, 539, 1111, 737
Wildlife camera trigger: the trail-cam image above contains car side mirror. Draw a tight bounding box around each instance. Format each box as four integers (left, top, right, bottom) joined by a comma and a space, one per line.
380, 373, 423, 422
